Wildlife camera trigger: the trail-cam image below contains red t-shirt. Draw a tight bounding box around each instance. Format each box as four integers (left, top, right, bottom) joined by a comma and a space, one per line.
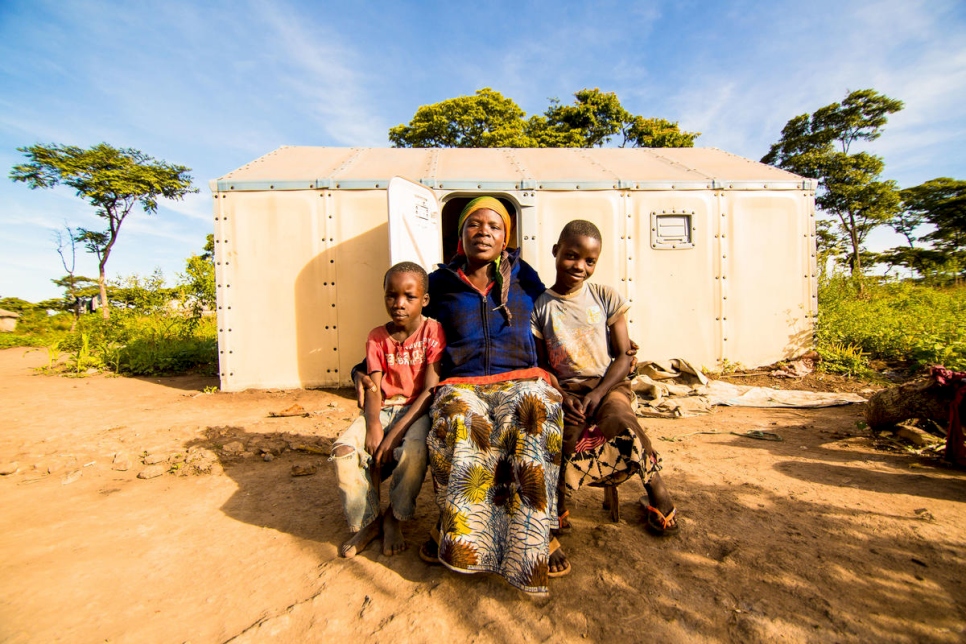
365, 317, 445, 405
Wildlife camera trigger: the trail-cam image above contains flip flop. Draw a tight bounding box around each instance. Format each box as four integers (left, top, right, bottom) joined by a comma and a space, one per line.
553, 509, 572, 535
548, 537, 572, 578
642, 502, 679, 536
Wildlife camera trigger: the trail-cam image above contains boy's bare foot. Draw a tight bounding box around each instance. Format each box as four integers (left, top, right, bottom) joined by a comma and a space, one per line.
642, 473, 679, 535
340, 520, 380, 558
382, 510, 407, 556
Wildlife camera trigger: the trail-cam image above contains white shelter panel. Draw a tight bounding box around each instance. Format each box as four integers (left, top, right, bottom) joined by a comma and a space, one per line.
628, 191, 718, 368
526, 191, 625, 293
387, 177, 442, 274
218, 190, 335, 391
332, 190, 395, 386
722, 191, 812, 367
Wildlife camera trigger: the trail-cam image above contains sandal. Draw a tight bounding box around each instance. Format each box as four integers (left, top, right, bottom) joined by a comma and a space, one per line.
418, 527, 441, 564
643, 503, 679, 536
553, 509, 572, 535
548, 537, 571, 578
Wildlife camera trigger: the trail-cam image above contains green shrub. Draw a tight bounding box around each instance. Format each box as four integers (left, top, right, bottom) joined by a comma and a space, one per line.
4, 276, 217, 376
817, 275, 966, 372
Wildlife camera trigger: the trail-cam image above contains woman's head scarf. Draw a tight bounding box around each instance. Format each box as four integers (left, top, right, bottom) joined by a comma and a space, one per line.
456, 196, 514, 322
456, 196, 512, 255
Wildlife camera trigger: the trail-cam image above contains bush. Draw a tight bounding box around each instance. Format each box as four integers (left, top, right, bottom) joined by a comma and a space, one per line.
3, 270, 218, 376
817, 275, 966, 373
55, 308, 218, 376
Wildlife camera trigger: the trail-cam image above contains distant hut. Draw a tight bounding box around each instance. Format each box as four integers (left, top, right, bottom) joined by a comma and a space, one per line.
0, 309, 20, 333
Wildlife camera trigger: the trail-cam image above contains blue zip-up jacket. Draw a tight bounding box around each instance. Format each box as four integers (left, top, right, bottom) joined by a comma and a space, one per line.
426, 248, 546, 380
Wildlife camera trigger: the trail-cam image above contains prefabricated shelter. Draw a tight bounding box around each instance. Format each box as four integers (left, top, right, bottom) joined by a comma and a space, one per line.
210, 146, 817, 392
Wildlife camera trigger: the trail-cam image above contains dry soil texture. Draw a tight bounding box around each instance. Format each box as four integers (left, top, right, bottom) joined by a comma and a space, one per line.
1, 348, 964, 643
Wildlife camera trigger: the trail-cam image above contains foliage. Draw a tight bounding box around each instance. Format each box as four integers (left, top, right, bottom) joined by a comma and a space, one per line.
9, 142, 197, 317
816, 342, 873, 377
2, 266, 217, 376
178, 234, 216, 315
762, 89, 904, 275
389, 87, 698, 149
816, 275, 966, 373
883, 178, 966, 282
389, 88, 534, 148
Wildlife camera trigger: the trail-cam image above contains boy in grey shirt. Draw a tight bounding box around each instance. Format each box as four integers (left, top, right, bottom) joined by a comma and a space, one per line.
531, 220, 679, 540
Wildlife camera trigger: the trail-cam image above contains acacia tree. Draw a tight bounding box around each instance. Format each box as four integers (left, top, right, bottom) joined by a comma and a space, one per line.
886, 178, 966, 282
390, 87, 698, 149
389, 88, 535, 147
10, 143, 196, 318
762, 89, 903, 275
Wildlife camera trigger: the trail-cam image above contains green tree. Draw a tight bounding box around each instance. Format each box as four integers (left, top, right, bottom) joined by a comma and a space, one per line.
389, 87, 698, 149
389, 88, 535, 148
888, 177, 966, 282
179, 234, 216, 316
10, 143, 197, 318
762, 89, 904, 275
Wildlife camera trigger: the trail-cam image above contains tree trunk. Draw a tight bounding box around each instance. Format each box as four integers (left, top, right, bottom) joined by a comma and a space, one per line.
98, 265, 109, 320
865, 379, 953, 431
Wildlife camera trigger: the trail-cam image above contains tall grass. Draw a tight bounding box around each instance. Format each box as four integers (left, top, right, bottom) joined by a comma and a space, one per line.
2, 273, 217, 376
817, 275, 966, 374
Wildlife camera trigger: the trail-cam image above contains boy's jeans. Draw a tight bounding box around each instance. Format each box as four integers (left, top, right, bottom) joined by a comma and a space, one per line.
330, 405, 429, 532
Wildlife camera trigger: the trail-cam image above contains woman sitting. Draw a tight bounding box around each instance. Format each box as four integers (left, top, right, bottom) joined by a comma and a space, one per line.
423, 197, 567, 595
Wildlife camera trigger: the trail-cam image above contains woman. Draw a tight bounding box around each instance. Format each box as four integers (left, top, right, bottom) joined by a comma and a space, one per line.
419, 197, 566, 595
354, 197, 568, 593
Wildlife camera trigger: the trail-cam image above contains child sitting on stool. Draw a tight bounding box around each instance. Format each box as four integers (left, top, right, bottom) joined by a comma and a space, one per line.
530, 220, 679, 538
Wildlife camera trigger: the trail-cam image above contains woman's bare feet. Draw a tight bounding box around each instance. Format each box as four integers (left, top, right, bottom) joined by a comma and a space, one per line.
382, 509, 407, 556
340, 519, 381, 558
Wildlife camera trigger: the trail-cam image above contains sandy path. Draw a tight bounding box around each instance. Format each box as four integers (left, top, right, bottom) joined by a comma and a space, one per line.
0, 347, 964, 643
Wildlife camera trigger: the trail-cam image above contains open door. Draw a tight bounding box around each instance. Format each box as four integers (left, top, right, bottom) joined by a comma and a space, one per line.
387, 177, 442, 273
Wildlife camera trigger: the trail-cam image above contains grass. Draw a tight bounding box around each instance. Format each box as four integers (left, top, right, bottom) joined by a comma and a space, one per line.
4, 309, 217, 377
4, 274, 963, 379
816, 275, 966, 375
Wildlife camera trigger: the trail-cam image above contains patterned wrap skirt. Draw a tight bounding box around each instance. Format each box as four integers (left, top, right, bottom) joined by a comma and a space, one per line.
427, 377, 563, 594
561, 380, 662, 493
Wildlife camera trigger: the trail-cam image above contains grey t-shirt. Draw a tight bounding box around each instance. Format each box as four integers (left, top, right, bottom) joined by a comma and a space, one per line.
530, 282, 630, 384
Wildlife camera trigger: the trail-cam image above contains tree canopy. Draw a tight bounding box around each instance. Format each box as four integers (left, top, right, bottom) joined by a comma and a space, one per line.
882, 178, 966, 282
762, 89, 904, 275
10, 143, 196, 317
389, 87, 699, 149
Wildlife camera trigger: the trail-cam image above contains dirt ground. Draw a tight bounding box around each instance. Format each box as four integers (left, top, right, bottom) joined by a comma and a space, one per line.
1, 347, 964, 644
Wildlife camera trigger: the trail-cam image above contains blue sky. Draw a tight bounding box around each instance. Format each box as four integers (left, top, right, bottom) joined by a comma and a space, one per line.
2, 0, 965, 302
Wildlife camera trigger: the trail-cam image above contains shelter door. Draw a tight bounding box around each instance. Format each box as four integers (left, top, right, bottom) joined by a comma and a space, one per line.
387, 177, 442, 273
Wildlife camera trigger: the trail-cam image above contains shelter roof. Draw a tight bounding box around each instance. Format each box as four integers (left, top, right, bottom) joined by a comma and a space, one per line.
213, 146, 813, 192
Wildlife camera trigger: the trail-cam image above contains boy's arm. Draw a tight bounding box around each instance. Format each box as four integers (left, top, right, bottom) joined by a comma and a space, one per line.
352, 358, 377, 409
374, 362, 441, 466
582, 313, 632, 419
363, 371, 384, 455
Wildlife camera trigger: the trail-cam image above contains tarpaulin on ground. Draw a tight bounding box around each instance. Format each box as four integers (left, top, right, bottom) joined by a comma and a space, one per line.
630, 359, 867, 418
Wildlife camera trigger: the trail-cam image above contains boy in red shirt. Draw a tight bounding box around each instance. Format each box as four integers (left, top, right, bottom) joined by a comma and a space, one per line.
331, 262, 445, 558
